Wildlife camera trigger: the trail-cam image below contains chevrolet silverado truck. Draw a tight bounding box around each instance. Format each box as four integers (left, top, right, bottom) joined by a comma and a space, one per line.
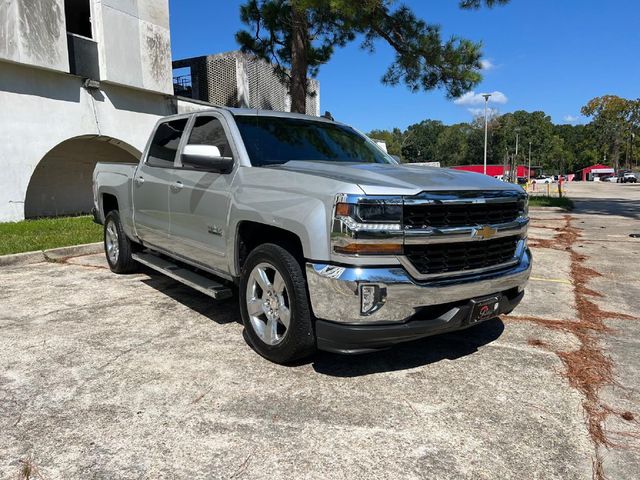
93, 108, 531, 364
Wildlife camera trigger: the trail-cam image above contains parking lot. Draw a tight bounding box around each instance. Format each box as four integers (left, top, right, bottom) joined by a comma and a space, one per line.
1, 182, 638, 479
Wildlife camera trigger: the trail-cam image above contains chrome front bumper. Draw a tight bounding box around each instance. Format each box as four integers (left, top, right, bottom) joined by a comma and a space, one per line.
305, 248, 532, 324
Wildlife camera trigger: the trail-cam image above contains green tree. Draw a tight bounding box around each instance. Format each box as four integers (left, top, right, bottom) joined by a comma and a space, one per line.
489, 111, 554, 169
436, 123, 470, 166
367, 128, 404, 158
401, 120, 446, 162
553, 123, 598, 172
464, 114, 493, 165
365, 104, 640, 175
580, 95, 640, 170
236, 0, 509, 113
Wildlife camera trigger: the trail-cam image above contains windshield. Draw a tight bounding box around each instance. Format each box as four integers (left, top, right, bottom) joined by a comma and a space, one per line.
234, 115, 394, 167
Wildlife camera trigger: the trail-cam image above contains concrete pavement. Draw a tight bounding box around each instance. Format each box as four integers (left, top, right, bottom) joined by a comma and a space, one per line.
1, 182, 638, 479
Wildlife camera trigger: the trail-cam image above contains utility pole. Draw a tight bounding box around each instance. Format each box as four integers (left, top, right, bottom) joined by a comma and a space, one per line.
503, 149, 509, 182
629, 131, 636, 170
514, 132, 520, 182
528, 141, 532, 180
482, 94, 491, 175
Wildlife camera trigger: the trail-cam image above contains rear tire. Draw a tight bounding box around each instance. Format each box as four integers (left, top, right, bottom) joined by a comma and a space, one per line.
104, 211, 139, 274
239, 243, 316, 364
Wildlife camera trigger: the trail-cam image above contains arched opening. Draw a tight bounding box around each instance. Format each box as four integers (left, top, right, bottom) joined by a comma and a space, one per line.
25, 136, 140, 219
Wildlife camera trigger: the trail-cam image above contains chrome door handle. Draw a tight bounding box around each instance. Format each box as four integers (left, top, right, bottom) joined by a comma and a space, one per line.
134, 176, 144, 186
171, 181, 183, 192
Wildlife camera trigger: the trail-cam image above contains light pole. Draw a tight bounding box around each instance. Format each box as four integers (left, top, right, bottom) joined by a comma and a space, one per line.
482, 94, 491, 175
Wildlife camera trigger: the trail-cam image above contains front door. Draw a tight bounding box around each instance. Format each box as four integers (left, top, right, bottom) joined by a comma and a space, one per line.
132, 118, 188, 251
169, 114, 236, 272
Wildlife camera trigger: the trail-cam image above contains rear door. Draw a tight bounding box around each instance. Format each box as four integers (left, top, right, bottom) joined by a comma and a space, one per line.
133, 117, 188, 250
168, 113, 236, 272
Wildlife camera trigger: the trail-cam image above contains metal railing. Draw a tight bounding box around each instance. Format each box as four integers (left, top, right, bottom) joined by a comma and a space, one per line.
173, 74, 193, 97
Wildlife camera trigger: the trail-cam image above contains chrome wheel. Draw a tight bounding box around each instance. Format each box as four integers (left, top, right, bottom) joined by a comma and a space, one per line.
245, 262, 291, 346
105, 219, 120, 264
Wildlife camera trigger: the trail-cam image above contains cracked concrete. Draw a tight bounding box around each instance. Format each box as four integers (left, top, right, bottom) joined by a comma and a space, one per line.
0, 183, 638, 479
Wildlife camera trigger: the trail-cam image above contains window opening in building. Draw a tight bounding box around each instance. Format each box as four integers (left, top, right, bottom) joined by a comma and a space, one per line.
65, 0, 92, 38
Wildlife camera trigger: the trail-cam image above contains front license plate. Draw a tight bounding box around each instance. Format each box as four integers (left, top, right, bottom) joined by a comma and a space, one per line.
469, 295, 501, 324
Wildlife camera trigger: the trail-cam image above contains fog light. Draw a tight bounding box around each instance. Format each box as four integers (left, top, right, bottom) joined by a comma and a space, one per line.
361, 285, 376, 314
361, 284, 386, 315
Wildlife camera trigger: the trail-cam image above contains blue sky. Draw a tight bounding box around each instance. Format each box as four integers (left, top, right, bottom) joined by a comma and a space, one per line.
169, 0, 640, 132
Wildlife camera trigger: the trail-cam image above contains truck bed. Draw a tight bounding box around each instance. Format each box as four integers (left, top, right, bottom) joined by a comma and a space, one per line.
93, 162, 138, 230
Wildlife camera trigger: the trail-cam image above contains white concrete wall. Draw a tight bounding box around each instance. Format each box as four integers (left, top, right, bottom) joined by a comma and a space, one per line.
0, 61, 174, 222
0, 0, 173, 95
0, 0, 69, 72
94, 0, 173, 94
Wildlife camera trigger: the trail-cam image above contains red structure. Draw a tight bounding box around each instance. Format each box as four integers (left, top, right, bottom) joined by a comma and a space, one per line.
576, 164, 614, 181
451, 165, 533, 177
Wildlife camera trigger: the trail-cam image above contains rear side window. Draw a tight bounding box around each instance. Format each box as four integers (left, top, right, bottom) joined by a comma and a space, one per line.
188, 116, 233, 158
147, 118, 188, 168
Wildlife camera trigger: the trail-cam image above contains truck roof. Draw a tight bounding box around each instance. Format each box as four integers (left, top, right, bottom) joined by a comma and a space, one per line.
226, 107, 335, 123
169, 106, 337, 124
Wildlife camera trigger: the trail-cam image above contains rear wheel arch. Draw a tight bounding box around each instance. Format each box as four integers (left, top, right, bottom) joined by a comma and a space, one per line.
101, 192, 142, 252
101, 193, 119, 218
104, 210, 139, 274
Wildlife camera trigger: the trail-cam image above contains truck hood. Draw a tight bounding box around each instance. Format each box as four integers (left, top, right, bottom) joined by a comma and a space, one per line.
273, 161, 521, 195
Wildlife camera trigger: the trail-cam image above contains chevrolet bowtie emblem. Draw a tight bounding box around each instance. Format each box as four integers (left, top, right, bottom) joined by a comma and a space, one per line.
473, 225, 498, 240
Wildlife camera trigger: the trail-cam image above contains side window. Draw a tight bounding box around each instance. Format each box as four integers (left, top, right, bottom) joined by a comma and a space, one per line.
188, 116, 233, 158
147, 118, 188, 168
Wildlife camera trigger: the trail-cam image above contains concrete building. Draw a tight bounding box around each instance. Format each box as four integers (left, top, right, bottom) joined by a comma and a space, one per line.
0, 3, 321, 222
576, 164, 615, 181
173, 51, 321, 116
0, 0, 176, 222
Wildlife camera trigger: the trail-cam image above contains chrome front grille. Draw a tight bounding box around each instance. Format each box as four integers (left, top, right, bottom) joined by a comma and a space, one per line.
403, 201, 523, 229
399, 190, 528, 280
404, 236, 520, 276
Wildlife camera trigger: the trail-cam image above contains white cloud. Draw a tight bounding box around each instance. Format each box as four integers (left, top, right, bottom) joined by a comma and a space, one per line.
563, 115, 580, 124
454, 90, 508, 106
480, 59, 495, 71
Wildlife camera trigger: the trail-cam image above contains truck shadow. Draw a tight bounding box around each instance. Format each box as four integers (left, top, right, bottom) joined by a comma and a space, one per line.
311, 319, 505, 377
140, 271, 241, 325
140, 269, 504, 376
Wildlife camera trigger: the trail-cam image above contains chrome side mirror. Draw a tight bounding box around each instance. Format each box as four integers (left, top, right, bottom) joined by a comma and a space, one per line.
181, 145, 233, 173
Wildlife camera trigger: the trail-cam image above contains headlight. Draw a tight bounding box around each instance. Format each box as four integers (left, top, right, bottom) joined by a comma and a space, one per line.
332, 195, 403, 255
338, 202, 403, 224
521, 194, 529, 217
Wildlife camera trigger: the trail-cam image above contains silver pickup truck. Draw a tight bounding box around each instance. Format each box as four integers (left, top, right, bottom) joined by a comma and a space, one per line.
93, 108, 531, 364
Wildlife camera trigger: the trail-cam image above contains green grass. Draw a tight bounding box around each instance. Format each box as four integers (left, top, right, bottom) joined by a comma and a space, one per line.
528, 196, 574, 210
0, 216, 102, 256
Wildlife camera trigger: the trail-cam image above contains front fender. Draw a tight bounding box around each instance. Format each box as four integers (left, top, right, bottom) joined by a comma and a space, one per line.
227, 192, 331, 277
225, 166, 366, 277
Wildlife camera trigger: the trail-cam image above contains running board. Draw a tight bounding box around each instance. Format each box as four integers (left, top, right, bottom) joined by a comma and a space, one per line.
132, 252, 233, 300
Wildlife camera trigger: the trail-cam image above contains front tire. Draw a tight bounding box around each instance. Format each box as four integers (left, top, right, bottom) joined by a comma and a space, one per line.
239, 244, 316, 364
104, 211, 139, 274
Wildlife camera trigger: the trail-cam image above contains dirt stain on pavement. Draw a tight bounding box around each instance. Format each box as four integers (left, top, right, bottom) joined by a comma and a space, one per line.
507, 215, 639, 479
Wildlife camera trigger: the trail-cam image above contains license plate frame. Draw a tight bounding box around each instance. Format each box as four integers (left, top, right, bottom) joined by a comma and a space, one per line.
469, 295, 502, 324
